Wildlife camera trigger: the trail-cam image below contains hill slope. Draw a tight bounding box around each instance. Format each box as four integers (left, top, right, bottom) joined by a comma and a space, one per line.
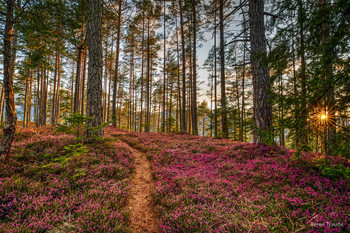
1, 126, 349, 232
118, 130, 350, 232
0, 127, 133, 232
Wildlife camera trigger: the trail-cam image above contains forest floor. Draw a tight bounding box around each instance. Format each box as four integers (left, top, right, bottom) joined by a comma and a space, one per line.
0, 126, 350, 232
113, 131, 160, 232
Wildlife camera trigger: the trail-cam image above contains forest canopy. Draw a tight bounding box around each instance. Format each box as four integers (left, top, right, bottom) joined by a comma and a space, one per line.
0, 0, 349, 157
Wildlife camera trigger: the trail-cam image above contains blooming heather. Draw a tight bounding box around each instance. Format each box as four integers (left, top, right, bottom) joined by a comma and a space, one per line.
0, 126, 133, 232
120, 131, 350, 232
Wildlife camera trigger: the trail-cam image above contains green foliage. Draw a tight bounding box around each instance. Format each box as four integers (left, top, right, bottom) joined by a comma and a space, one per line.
56, 113, 93, 139
321, 164, 350, 179
313, 157, 350, 179
255, 127, 275, 146
73, 168, 87, 181
41, 143, 87, 168
56, 113, 110, 141
63, 143, 88, 157
292, 144, 312, 161
334, 126, 350, 159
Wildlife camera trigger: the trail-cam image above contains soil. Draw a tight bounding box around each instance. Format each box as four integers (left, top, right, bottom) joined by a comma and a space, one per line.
117, 136, 160, 233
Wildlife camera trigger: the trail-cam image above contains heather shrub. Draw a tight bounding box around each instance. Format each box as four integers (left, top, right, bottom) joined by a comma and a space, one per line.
0, 126, 133, 232
121, 131, 350, 232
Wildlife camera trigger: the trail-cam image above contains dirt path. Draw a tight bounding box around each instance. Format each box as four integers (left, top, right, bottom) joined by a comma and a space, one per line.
117, 136, 160, 233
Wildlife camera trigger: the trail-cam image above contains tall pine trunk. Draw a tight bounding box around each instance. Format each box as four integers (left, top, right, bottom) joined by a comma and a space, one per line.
297, 0, 308, 148
81, 47, 87, 115
51, 51, 59, 125
214, 5, 218, 138
139, 0, 145, 132
320, 0, 336, 154
175, 8, 181, 132
0, 0, 17, 161
112, 0, 122, 126
220, 0, 228, 138
191, 0, 198, 135
145, 16, 151, 132
162, 0, 166, 133
23, 66, 30, 128
249, 0, 273, 143
86, 0, 103, 137
179, 0, 187, 132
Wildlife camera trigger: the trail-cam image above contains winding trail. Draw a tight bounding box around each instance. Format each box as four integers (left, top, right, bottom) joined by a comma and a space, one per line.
115, 134, 160, 233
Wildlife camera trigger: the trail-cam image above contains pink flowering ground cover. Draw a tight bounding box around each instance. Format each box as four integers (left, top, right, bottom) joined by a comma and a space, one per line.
119, 131, 350, 232
0, 126, 133, 232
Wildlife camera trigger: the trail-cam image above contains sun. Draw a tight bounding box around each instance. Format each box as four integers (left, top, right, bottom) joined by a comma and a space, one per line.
320, 114, 327, 120
308, 104, 336, 131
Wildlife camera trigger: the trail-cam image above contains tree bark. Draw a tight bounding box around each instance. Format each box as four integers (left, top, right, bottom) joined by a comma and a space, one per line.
74, 47, 83, 113
214, 5, 218, 138
0, 86, 4, 124
320, 0, 336, 154
27, 71, 33, 127
162, 0, 166, 133
51, 51, 59, 125
71, 60, 75, 114
23, 66, 30, 128
297, 0, 308, 147
103, 43, 108, 122
241, 9, 247, 142
0, 0, 17, 161
145, 16, 151, 132
179, 0, 187, 132
112, 0, 123, 126
249, 0, 273, 143
81, 47, 87, 115
191, 0, 198, 135
86, 0, 103, 137
139, 0, 145, 132
220, 0, 228, 138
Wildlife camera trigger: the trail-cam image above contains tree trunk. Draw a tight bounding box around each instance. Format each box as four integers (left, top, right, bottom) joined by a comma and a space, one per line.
279, 75, 285, 146
179, 0, 187, 132
203, 113, 205, 136
210, 63, 213, 137
241, 47, 246, 142
55, 57, 61, 124
86, 0, 103, 137
320, 0, 336, 154
220, 0, 228, 138
0, 0, 17, 161
162, 0, 166, 133
191, 0, 198, 135
249, 0, 273, 143
235, 64, 241, 141
51, 51, 59, 125
169, 76, 173, 132
35, 69, 40, 127
43, 68, 48, 126
0, 86, 4, 124
74, 47, 83, 113
214, 6, 218, 138
23, 66, 30, 128
297, 0, 308, 147
27, 71, 33, 127
140, 0, 145, 132
241, 10, 247, 142
112, 0, 123, 126
103, 43, 108, 122
71, 60, 75, 114
175, 9, 181, 132
107, 40, 113, 123
145, 16, 151, 133
81, 47, 87, 115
